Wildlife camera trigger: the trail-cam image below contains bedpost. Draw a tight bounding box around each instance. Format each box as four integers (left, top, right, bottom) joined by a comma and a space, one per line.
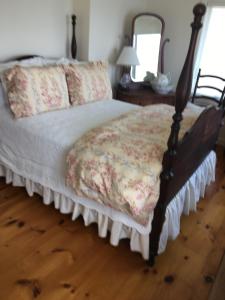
219, 87, 225, 110
167, 3, 206, 155
191, 68, 201, 103
71, 14, 77, 59
149, 3, 206, 266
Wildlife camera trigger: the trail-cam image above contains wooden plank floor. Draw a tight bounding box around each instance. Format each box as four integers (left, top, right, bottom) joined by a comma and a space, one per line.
209, 250, 225, 300
0, 147, 224, 300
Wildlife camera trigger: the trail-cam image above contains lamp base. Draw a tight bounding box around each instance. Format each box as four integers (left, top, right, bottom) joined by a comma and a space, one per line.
119, 72, 132, 89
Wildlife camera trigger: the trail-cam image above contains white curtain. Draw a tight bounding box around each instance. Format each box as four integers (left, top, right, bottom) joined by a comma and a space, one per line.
193, 4, 225, 98
192, 5, 212, 90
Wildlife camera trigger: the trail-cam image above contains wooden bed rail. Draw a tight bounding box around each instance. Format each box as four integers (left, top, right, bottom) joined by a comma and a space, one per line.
167, 106, 223, 200
149, 3, 207, 266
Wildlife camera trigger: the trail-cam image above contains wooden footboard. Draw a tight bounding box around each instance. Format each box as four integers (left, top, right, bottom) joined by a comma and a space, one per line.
166, 106, 223, 202
149, 3, 225, 265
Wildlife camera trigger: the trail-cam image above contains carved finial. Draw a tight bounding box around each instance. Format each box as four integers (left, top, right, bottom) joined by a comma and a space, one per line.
192, 3, 207, 29
193, 3, 207, 16
71, 14, 77, 59
162, 2, 206, 178
72, 14, 76, 26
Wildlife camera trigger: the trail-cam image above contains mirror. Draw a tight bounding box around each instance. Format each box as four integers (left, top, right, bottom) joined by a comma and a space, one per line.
131, 13, 168, 82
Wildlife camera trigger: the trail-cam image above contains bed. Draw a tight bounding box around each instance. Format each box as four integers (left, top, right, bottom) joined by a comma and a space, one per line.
0, 4, 224, 266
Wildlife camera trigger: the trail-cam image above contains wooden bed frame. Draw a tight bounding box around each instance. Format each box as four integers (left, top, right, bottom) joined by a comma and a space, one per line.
149, 3, 225, 265
1, 5, 224, 266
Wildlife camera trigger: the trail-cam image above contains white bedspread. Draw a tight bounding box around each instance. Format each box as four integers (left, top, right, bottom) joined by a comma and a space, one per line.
0, 98, 138, 191
0, 91, 216, 259
0, 97, 154, 233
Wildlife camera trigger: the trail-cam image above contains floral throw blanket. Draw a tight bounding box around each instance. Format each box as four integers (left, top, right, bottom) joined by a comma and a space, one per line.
66, 103, 203, 226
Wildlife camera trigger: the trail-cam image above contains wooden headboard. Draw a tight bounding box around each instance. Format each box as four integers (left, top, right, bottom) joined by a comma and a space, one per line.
2, 15, 77, 63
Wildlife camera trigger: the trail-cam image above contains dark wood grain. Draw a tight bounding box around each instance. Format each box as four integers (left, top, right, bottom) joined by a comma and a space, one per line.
71, 15, 77, 59
149, 4, 209, 265
167, 106, 223, 202
1, 55, 41, 63
116, 84, 175, 106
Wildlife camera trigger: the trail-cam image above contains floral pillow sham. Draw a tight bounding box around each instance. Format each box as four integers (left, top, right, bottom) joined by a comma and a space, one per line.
3, 65, 70, 118
64, 61, 112, 106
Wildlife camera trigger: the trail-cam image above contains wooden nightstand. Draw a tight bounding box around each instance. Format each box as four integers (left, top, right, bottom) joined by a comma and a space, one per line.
116, 83, 175, 106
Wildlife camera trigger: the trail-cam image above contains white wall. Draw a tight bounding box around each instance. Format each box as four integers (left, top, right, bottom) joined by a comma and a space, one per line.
73, 0, 149, 85
88, 0, 149, 62
73, 0, 90, 60
73, 0, 208, 85
146, 0, 206, 84
0, 0, 73, 61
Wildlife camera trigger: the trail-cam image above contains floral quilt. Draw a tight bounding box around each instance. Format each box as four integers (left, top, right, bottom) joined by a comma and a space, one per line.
66, 103, 203, 226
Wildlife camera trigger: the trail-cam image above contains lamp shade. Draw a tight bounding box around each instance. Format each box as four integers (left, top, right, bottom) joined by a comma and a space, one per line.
116, 46, 140, 66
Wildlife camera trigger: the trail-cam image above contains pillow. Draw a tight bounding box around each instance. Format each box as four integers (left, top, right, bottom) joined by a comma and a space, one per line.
3, 65, 70, 118
0, 57, 79, 78
0, 57, 79, 105
64, 61, 112, 105
0, 57, 45, 76
42, 57, 79, 66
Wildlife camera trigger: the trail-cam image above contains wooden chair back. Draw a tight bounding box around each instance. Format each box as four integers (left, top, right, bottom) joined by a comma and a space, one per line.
192, 68, 225, 106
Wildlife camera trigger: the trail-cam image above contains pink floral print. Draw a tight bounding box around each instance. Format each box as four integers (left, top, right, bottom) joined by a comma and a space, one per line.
66, 103, 203, 225
4, 65, 70, 118
64, 61, 112, 105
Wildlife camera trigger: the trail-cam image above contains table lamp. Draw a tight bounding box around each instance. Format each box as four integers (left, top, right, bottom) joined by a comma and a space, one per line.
116, 46, 140, 88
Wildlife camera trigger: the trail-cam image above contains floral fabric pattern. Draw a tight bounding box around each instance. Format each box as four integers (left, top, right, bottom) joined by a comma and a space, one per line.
4, 65, 70, 118
64, 61, 112, 105
66, 103, 203, 226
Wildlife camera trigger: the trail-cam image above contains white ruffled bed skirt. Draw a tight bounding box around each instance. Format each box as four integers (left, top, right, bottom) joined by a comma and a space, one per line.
0, 151, 216, 260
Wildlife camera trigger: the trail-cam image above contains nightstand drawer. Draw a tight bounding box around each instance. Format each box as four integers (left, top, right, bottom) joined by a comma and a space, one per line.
117, 93, 147, 106
116, 85, 175, 106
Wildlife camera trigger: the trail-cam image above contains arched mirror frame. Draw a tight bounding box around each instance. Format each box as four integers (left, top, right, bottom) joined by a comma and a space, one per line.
131, 12, 170, 82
